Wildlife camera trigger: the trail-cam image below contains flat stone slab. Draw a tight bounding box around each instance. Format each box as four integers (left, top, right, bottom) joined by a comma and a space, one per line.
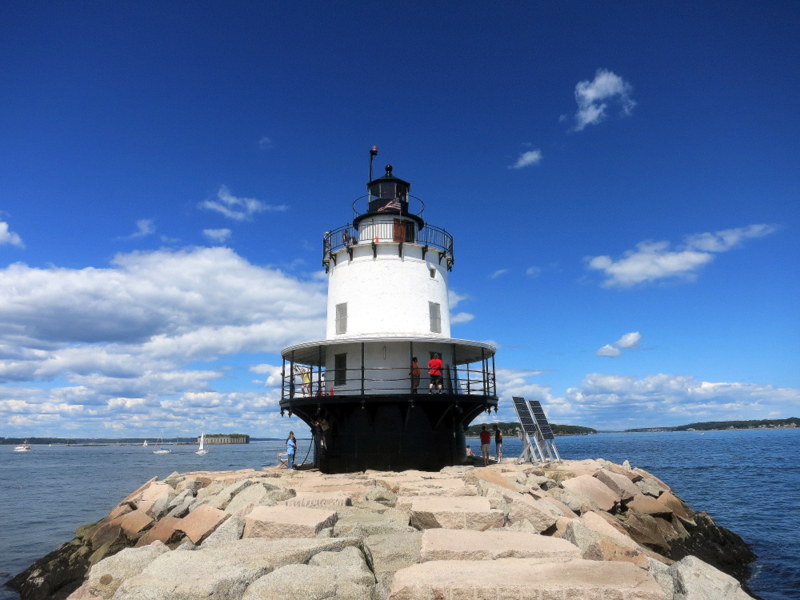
243, 505, 337, 538
507, 493, 562, 532
176, 504, 229, 544
389, 558, 664, 600
135, 516, 183, 547
420, 528, 581, 562
117, 509, 154, 536
408, 496, 504, 530
561, 474, 618, 511
284, 491, 353, 508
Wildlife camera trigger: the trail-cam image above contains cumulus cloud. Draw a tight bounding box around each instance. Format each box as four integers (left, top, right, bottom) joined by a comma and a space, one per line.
490, 268, 510, 279
571, 69, 635, 131
586, 224, 777, 287
203, 228, 232, 243
564, 373, 800, 429
597, 331, 642, 357
0, 247, 326, 437
0, 221, 24, 247
509, 149, 543, 169
199, 185, 288, 221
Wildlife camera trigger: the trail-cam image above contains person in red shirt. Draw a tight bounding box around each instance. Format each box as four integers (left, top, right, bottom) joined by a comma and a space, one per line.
479, 425, 491, 466
428, 353, 443, 394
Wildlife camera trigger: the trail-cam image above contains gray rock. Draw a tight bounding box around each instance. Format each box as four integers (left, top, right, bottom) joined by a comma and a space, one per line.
225, 483, 276, 516
365, 486, 398, 506
637, 477, 664, 498
111, 537, 360, 600
333, 507, 411, 539
308, 546, 375, 586
645, 557, 675, 598
201, 516, 245, 547
81, 542, 169, 599
670, 555, 755, 600
206, 480, 255, 510
241, 562, 372, 600
363, 531, 422, 600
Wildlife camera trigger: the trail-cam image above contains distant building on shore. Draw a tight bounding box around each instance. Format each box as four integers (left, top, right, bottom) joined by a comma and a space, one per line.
197, 434, 250, 445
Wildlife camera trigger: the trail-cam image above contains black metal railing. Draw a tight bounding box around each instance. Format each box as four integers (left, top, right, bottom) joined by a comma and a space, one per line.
281, 363, 496, 401
322, 221, 454, 265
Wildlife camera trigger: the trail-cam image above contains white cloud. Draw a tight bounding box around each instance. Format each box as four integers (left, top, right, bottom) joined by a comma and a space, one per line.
199, 185, 288, 221
564, 373, 800, 429
586, 224, 777, 287
125, 219, 155, 239
449, 290, 468, 309
572, 69, 635, 131
0, 246, 327, 437
615, 331, 641, 349
203, 228, 232, 243
596, 331, 641, 357
490, 268, 509, 279
525, 266, 541, 278
451, 312, 475, 324
258, 136, 273, 149
596, 344, 621, 358
0, 221, 24, 247
509, 149, 543, 169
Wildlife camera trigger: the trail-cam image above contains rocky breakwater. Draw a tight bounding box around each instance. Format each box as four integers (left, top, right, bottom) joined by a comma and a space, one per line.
7, 458, 758, 600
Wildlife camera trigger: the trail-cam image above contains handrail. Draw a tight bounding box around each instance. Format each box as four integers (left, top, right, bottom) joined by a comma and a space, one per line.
282, 364, 495, 400
351, 194, 426, 218
323, 221, 454, 265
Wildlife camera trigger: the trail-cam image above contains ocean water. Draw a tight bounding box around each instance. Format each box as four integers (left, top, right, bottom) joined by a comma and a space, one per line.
1, 429, 797, 600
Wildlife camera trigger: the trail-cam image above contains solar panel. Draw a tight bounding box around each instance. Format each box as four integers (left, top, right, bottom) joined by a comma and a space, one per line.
512, 396, 538, 436
528, 400, 555, 440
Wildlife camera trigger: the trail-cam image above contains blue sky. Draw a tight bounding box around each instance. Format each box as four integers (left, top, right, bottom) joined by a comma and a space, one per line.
1, 1, 798, 438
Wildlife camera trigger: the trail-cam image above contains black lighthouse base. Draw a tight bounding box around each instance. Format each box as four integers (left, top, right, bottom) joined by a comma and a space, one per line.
282, 394, 497, 473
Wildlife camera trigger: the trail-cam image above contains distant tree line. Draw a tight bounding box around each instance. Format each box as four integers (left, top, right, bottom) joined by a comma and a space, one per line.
464, 421, 596, 437
626, 417, 799, 432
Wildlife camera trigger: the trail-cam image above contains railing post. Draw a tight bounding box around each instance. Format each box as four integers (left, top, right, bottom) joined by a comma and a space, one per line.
361, 343, 365, 396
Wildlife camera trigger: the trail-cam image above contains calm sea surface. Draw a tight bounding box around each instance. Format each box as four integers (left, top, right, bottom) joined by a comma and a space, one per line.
1, 429, 797, 600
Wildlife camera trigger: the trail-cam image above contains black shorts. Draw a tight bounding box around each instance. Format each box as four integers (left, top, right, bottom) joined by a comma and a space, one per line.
430, 374, 442, 385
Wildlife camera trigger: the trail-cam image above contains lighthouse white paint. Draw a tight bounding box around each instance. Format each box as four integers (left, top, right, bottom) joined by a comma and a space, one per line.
326, 240, 451, 339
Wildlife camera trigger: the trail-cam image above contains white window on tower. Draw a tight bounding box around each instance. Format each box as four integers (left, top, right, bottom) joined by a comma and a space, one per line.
336, 303, 347, 334
429, 301, 441, 333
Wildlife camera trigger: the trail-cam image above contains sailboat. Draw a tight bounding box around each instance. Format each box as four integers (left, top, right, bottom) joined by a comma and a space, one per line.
153, 433, 171, 455
14, 440, 32, 452
142, 440, 148, 447
195, 433, 208, 455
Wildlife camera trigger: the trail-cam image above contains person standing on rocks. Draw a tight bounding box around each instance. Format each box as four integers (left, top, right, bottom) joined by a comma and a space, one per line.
479, 425, 491, 466
494, 425, 503, 463
286, 431, 297, 470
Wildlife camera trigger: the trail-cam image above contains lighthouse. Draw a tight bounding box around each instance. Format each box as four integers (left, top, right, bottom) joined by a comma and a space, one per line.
280, 152, 498, 472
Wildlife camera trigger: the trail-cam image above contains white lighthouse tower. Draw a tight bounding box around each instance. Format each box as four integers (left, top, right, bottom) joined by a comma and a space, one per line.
280, 152, 498, 472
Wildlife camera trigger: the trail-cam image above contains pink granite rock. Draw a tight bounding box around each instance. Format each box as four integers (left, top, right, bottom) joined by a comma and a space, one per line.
117, 509, 153, 537
176, 504, 229, 544
134, 516, 183, 547
408, 496, 504, 531
628, 493, 672, 516
389, 557, 663, 600
561, 474, 618, 511
506, 493, 562, 532
594, 468, 639, 501
242, 505, 337, 538
419, 528, 581, 562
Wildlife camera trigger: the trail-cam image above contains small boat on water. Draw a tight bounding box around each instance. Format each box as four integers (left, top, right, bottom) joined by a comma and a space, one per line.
142, 440, 148, 447
14, 440, 32, 452
153, 433, 171, 455
195, 433, 208, 455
